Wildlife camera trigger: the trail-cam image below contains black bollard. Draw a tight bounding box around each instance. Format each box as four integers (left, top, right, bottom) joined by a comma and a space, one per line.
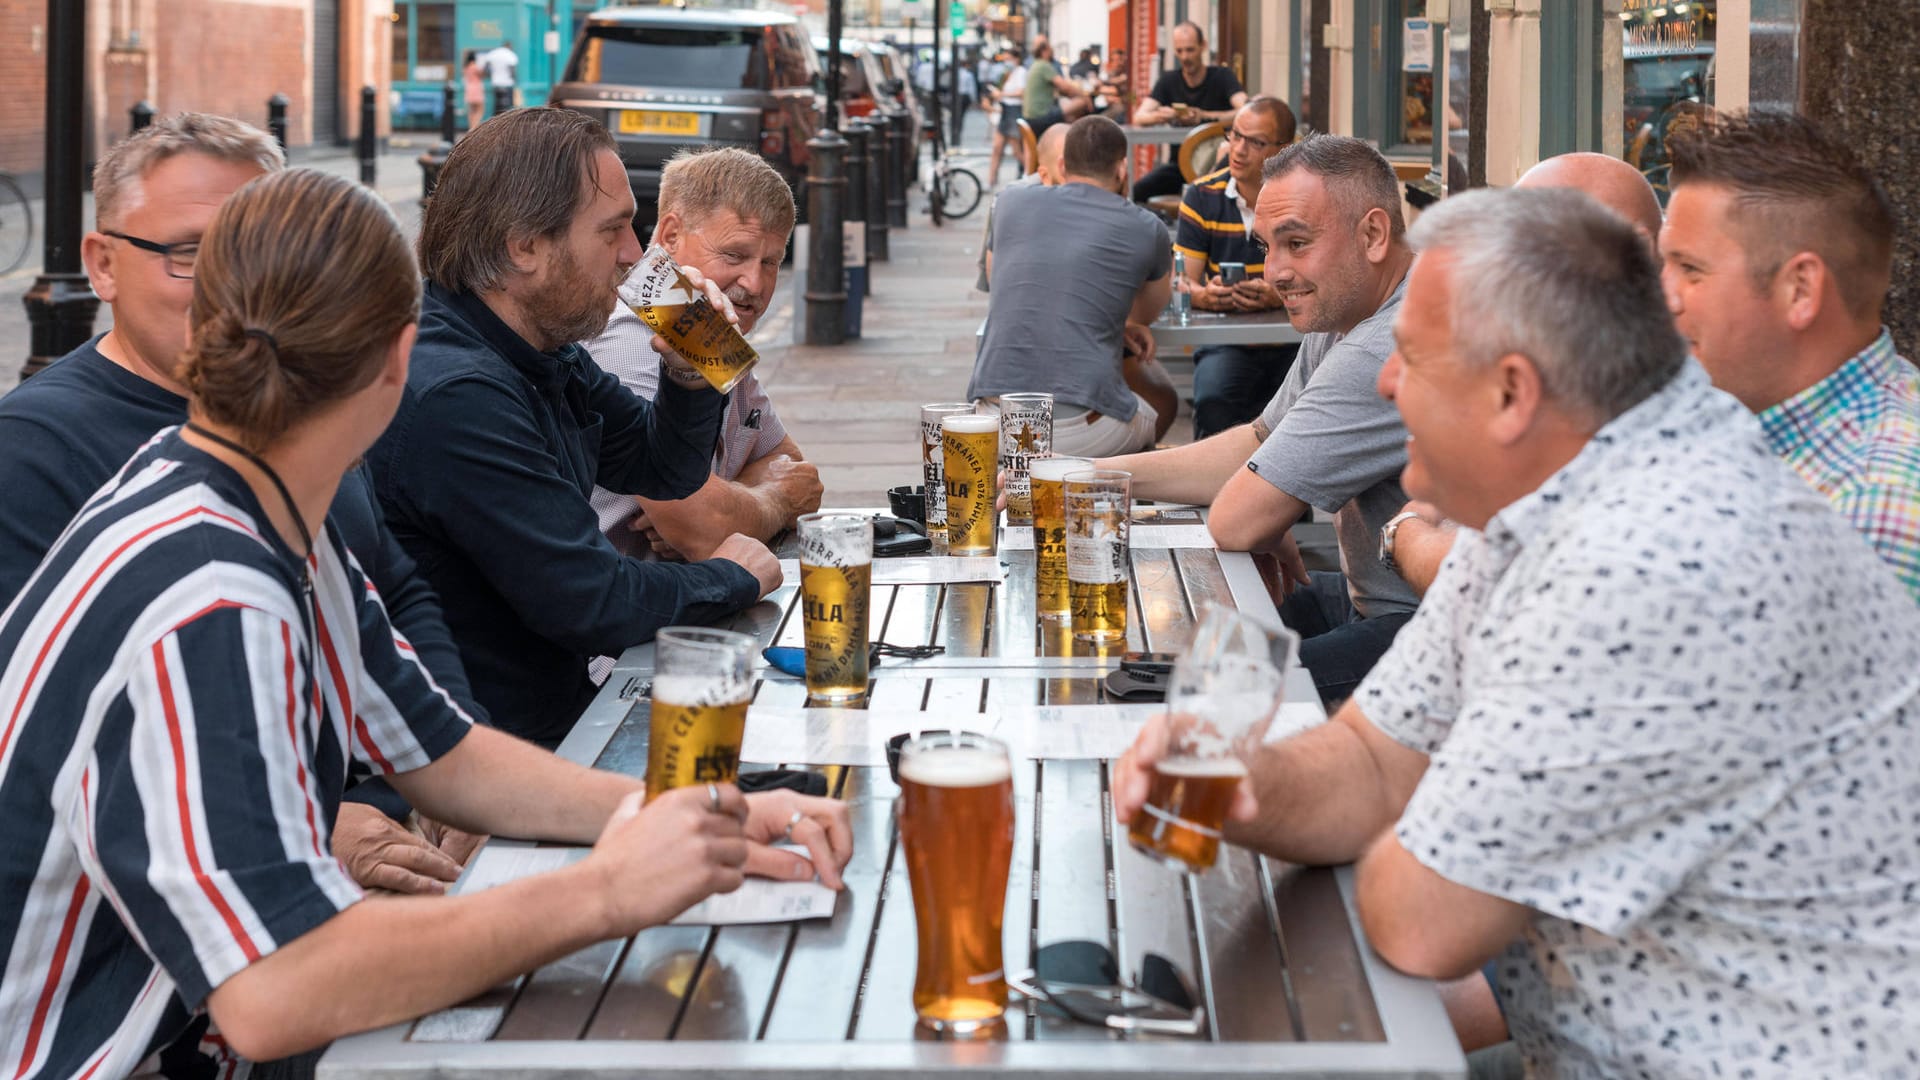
358, 85, 377, 187
418, 81, 456, 199
864, 117, 889, 263
130, 100, 154, 134
803, 130, 848, 346
886, 111, 910, 228
22, 0, 99, 379
843, 121, 868, 295
267, 93, 290, 154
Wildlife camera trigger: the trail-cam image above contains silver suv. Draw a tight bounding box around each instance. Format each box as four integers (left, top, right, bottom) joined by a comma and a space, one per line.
554, 7, 822, 227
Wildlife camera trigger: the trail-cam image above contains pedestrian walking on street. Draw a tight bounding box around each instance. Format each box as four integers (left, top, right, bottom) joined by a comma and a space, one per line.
463, 49, 486, 131
485, 40, 519, 117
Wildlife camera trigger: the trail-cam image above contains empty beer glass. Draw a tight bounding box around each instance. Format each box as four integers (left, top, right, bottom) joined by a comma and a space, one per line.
898, 731, 1015, 1038
1128, 606, 1298, 872
920, 403, 975, 551
996, 392, 1053, 527
942, 410, 1000, 557
1064, 470, 1131, 643
618, 245, 759, 394
799, 513, 873, 704
646, 627, 756, 801
1029, 456, 1093, 621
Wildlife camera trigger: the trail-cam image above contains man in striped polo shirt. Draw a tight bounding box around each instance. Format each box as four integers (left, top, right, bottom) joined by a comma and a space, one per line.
1173, 95, 1302, 438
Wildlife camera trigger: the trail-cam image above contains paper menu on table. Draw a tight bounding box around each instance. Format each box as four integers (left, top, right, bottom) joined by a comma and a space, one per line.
454, 843, 836, 925
778, 556, 1004, 587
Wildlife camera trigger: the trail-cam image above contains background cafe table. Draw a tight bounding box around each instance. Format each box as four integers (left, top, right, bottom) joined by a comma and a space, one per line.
320, 516, 1465, 1080
1151, 307, 1303, 351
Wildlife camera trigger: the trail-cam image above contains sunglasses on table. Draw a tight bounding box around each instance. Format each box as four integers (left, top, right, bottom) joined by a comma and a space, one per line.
1007, 940, 1206, 1037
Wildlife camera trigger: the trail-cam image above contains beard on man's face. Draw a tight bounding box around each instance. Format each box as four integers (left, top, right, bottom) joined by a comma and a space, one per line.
528, 244, 623, 348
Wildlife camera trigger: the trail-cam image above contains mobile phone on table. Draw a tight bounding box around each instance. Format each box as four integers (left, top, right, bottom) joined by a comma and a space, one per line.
1119, 651, 1178, 677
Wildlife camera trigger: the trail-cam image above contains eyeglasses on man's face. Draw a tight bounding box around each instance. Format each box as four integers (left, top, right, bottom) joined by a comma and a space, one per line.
103, 230, 199, 279
1225, 128, 1279, 154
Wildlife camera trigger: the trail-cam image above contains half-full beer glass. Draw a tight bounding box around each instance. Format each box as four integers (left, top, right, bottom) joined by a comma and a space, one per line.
942, 411, 1000, 557
920, 403, 974, 551
646, 627, 755, 802
898, 731, 1015, 1037
1064, 470, 1131, 643
618, 245, 759, 393
1029, 456, 1092, 620
1128, 606, 1298, 872
799, 513, 873, 704
996, 393, 1053, 526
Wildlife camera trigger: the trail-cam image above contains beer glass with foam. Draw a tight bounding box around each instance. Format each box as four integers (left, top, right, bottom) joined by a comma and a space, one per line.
1128, 606, 1298, 872
799, 512, 873, 704
1028, 456, 1093, 620
646, 627, 756, 801
941, 411, 1000, 557
898, 731, 1015, 1038
1064, 470, 1131, 643
996, 392, 1053, 527
920, 403, 974, 551
618, 246, 759, 393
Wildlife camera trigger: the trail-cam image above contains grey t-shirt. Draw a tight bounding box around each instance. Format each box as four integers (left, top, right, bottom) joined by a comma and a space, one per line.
1246, 272, 1417, 620
969, 181, 1171, 420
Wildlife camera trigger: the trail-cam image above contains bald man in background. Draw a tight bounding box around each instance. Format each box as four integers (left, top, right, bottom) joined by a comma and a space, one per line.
1381, 153, 1665, 595
977, 123, 1070, 293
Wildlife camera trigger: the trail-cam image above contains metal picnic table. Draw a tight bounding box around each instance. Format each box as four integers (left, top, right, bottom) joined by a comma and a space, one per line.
320, 515, 1464, 1080
1150, 308, 1303, 352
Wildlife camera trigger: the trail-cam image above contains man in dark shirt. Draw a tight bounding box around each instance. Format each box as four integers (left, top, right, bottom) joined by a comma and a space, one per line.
0, 113, 482, 895
1131, 21, 1248, 202
1069, 48, 1098, 79
369, 107, 780, 747
1173, 96, 1302, 438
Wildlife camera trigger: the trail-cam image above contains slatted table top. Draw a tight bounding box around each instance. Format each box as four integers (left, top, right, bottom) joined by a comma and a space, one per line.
320, 530, 1464, 1079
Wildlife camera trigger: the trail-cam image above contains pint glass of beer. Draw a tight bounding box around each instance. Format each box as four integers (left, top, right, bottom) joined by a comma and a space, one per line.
897, 731, 1015, 1037
920, 403, 975, 551
1028, 456, 1093, 621
1064, 470, 1131, 643
798, 512, 873, 704
645, 627, 756, 802
617, 246, 759, 394
942, 411, 1000, 557
1128, 606, 1298, 872
996, 393, 1053, 527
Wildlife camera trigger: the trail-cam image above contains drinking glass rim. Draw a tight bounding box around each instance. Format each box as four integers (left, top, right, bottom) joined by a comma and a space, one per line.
899, 729, 1009, 761
1062, 468, 1132, 489
797, 511, 875, 532
656, 626, 758, 654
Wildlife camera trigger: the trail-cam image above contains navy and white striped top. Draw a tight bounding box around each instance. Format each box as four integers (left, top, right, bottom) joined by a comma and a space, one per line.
0, 428, 472, 1080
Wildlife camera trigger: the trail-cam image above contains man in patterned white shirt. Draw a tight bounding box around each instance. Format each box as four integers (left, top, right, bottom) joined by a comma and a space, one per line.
1117, 187, 1920, 1076
586, 147, 823, 564
1662, 111, 1920, 604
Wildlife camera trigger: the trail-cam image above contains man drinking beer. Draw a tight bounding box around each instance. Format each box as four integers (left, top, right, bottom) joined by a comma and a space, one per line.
369, 108, 782, 746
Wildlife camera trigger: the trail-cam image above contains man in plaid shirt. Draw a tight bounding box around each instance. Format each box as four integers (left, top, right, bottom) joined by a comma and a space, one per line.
1662, 112, 1920, 603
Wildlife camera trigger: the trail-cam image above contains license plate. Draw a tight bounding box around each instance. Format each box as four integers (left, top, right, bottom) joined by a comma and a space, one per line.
618, 110, 701, 137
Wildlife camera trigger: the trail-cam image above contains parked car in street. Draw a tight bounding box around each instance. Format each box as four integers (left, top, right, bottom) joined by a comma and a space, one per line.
554, 7, 821, 231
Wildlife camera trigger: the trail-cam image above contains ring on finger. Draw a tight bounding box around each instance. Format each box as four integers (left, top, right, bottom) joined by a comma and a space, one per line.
707, 783, 723, 814
781, 809, 805, 841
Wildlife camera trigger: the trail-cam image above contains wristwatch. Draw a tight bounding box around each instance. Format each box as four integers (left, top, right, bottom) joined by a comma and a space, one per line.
1378, 510, 1423, 572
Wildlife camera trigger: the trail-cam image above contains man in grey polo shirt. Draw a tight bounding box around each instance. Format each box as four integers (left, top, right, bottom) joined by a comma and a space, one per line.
1103, 135, 1417, 704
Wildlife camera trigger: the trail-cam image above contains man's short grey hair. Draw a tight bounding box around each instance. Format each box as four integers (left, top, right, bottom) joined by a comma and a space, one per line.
93, 113, 285, 229
1263, 134, 1405, 237
1410, 187, 1686, 424
657, 146, 797, 239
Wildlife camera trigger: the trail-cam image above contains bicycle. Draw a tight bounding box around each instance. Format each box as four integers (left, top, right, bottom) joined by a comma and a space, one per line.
919, 112, 983, 226
0, 171, 31, 275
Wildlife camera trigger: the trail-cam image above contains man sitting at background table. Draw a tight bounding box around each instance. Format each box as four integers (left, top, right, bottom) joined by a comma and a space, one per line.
972, 115, 1178, 457
1131, 21, 1248, 203
1117, 186, 1920, 1078
1021, 41, 1091, 138
586, 148, 822, 567
1103, 135, 1418, 706
976, 123, 1068, 293
1174, 95, 1302, 439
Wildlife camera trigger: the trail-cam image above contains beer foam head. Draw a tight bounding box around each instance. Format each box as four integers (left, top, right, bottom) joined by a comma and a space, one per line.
900, 744, 1013, 787
799, 515, 873, 565
942, 413, 999, 435
1029, 456, 1095, 483
652, 673, 751, 707
1156, 755, 1250, 779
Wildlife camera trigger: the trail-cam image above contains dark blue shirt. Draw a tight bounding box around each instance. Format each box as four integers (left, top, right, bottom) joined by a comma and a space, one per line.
0, 338, 481, 818
368, 284, 759, 744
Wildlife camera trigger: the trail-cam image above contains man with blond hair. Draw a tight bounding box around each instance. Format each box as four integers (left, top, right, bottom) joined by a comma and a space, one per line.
586, 147, 821, 570
0, 113, 488, 898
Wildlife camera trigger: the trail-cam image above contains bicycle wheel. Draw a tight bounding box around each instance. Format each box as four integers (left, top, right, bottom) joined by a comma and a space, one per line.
929, 171, 946, 227
0, 175, 31, 276
938, 166, 984, 220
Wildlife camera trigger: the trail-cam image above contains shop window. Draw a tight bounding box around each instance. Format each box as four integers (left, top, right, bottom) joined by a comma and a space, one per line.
389, 5, 410, 85
1620, 0, 1716, 201
414, 3, 456, 83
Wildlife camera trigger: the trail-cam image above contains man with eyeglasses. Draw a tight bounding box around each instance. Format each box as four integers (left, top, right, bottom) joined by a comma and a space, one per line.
0, 114, 493, 901
1175, 96, 1302, 438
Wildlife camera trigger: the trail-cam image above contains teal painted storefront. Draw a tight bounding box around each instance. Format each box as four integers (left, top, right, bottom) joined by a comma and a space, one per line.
388, 0, 600, 130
